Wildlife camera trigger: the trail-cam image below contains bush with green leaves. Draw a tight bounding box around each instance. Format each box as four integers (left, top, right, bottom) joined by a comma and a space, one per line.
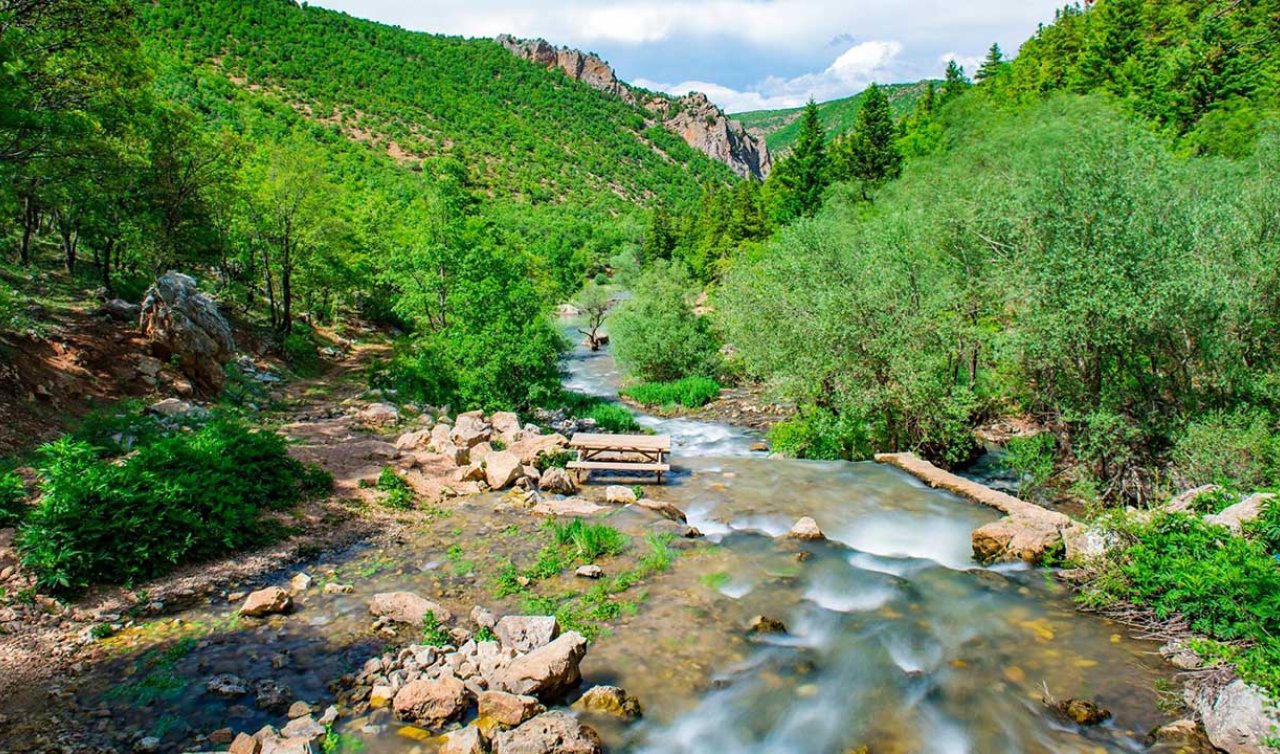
534, 449, 575, 472
1001, 433, 1057, 497
1081, 512, 1280, 694
551, 391, 640, 433
18, 419, 331, 594
766, 407, 874, 461
1172, 408, 1280, 490
282, 322, 323, 375
0, 471, 27, 527
622, 376, 721, 409
608, 261, 720, 383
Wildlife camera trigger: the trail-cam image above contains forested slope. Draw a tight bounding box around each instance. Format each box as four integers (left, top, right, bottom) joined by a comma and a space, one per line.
734, 81, 931, 155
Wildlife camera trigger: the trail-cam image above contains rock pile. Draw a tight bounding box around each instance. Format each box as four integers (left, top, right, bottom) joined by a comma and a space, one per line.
342, 609, 632, 754
138, 271, 234, 394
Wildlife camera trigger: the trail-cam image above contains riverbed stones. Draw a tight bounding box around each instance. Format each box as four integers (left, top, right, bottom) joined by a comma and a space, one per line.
575, 565, 603, 579
369, 685, 395, 709
240, 587, 292, 618
1187, 679, 1280, 754
393, 676, 470, 728
971, 517, 1065, 565
286, 701, 312, 719
538, 467, 577, 495
491, 412, 522, 441
508, 433, 569, 465
323, 582, 354, 596
359, 403, 400, 427
255, 679, 294, 714
451, 415, 492, 448
787, 516, 825, 541
471, 605, 497, 629
440, 725, 488, 754
485, 451, 525, 490
572, 685, 642, 720
479, 690, 546, 727
490, 711, 602, 754
207, 673, 249, 698
290, 573, 313, 592
748, 615, 787, 635
280, 713, 325, 742
1145, 719, 1217, 753
494, 632, 587, 699
605, 485, 637, 504
495, 615, 560, 653
635, 498, 687, 523
369, 591, 452, 626
229, 733, 260, 754
1052, 698, 1111, 726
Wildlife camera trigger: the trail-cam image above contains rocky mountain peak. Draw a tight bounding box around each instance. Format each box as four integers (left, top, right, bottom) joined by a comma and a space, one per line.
495, 34, 770, 180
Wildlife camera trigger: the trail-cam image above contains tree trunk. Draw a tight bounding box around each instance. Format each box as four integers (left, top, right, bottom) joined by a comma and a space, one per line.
19, 194, 38, 265
280, 223, 292, 334
101, 239, 116, 295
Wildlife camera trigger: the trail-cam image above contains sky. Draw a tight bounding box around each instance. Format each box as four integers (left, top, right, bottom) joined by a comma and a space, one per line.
309, 1, 1066, 113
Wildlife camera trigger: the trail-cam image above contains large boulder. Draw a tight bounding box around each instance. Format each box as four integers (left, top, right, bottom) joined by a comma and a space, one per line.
240, 587, 292, 618
451, 415, 492, 449
495, 616, 560, 654
393, 676, 471, 728
1204, 493, 1275, 534
606, 485, 637, 504
494, 632, 588, 700
440, 725, 488, 754
972, 517, 1064, 565
369, 592, 452, 626
571, 685, 642, 720
490, 711, 602, 754
1188, 679, 1280, 754
538, 467, 578, 495
786, 517, 824, 541
491, 412, 523, 441
478, 690, 546, 727
139, 271, 234, 393
485, 451, 525, 490
508, 434, 569, 465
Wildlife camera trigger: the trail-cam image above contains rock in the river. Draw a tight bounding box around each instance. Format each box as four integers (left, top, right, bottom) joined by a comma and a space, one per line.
280, 714, 326, 742
606, 485, 637, 504
786, 517, 825, 541
1144, 719, 1218, 753
490, 711, 602, 754
369, 685, 394, 709
290, 573, 313, 592
471, 605, 498, 629
229, 732, 261, 754
485, 450, 525, 490
538, 467, 578, 495
207, 673, 249, 698
323, 582, 354, 596
1051, 698, 1111, 726
635, 498, 687, 523
747, 615, 787, 635
572, 685, 642, 720
393, 676, 470, 728
440, 725, 488, 754
369, 591, 452, 626
240, 587, 292, 618
478, 690, 546, 727
495, 616, 560, 653
972, 517, 1065, 565
1188, 679, 1280, 754
255, 679, 294, 714
495, 632, 587, 700
286, 701, 312, 719
139, 271, 234, 393
575, 565, 603, 579
1204, 493, 1275, 534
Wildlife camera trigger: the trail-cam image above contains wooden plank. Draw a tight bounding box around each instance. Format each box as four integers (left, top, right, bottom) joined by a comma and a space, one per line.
570, 433, 671, 451
568, 461, 671, 472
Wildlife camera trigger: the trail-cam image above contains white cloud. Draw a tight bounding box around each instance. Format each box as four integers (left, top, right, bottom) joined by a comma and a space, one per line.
636, 40, 902, 112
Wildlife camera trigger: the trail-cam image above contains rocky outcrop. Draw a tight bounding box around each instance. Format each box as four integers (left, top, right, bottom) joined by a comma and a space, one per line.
496, 34, 770, 180
1187, 679, 1280, 754
392, 676, 470, 728
490, 711, 602, 754
369, 591, 452, 626
139, 271, 234, 393
1204, 493, 1274, 534
495, 632, 588, 700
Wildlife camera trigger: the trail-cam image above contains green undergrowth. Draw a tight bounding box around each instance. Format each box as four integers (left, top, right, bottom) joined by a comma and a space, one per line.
0, 471, 26, 527
621, 376, 721, 409
551, 391, 641, 433
1079, 511, 1280, 696
16, 409, 331, 595
375, 466, 414, 510
550, 518, 629, 561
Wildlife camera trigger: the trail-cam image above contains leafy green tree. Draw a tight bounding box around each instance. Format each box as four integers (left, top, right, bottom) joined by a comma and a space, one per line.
609, 261, 719, 383
642, 206, 676, 263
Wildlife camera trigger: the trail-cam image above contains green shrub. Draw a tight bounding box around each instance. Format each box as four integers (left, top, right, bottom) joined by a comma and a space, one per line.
534, 449, 574, 472
370, 339, 457, 407
1173, 409, 1280, 490
551, 391, 640, 433
1248, 497, 1280, 555
767, 408, 873, 461
18, 419, 328, 594
1082, 512, 1280, 694
1001, 433, 1056, 497
0, 471, 27, 527
282, 322, 322, 375
549, 519, 628, 562
420, 610, 451, 647
622, 376, 721, 408
608, 261, 720, 383
376, 466, 414, 510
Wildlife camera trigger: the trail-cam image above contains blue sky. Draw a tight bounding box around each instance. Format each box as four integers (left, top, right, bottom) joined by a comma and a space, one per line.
310, 1, 1066, 112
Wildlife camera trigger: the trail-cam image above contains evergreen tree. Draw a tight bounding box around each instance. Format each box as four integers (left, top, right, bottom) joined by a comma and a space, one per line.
831, 83, 903, 188
641, 206, 676, 263
773, 99, 829, 220
976, 43, 1008, 83
942, 60, 970, 102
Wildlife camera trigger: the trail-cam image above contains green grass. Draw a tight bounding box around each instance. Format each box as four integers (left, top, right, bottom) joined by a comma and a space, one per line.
552, 391, 641, 433
420, 610, 451, 647
549, 518, 629, 561
376, 466, 414, 510
621, 376, 721, 409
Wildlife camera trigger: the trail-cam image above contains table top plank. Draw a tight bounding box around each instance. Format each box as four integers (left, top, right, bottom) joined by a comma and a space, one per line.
569, 433, 671, 451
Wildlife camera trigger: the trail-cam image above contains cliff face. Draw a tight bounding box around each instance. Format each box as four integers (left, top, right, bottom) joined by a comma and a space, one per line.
496, 35, 771, 180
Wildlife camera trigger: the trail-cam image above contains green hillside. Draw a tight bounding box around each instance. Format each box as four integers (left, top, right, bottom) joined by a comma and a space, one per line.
734, 81, 932, 155
138, 0, 732, 210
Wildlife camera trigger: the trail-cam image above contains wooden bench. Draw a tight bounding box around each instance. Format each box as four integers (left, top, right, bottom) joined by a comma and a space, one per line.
567, 433, 672, 484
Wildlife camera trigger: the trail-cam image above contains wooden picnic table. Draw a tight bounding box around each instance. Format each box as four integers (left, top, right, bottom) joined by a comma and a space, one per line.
567, 432, 671, 483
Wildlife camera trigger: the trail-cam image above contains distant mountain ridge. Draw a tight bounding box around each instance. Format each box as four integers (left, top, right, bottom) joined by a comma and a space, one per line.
735, 81, 934, 155
496, 34, 772, 180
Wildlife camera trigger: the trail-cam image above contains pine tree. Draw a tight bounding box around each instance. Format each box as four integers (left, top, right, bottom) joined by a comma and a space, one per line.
942, 60, 970, 102
976, 43, 1007, 83
833, 83, 903, 188
641, 206, 675, 263
773, 99, 829, 220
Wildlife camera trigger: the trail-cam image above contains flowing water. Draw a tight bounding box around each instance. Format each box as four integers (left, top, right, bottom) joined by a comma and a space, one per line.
3, 329, 1176, 754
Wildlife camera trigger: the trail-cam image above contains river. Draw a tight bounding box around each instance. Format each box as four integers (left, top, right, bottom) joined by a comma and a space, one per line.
1, 329, 1175, 754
